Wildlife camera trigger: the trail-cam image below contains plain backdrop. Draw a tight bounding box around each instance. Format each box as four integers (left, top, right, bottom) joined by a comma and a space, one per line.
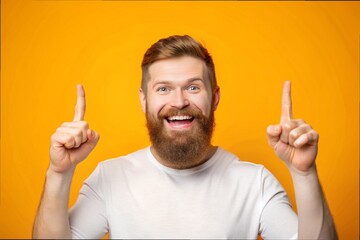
1, 0, 359, 238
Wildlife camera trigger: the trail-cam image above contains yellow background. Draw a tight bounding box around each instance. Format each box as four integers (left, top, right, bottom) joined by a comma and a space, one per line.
1, 0, 359, 238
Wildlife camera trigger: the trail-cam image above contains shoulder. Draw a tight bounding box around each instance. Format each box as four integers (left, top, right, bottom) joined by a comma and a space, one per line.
103, 147, 149, 163
85, 147, 152, 186
216, 147, 266, 176
216, 147, 282, 188
98, 147, 149, 169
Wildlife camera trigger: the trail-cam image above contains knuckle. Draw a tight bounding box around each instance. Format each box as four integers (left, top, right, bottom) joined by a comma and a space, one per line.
51, 132, 63, 142
297, 118, 305, 124
82, 121, 89, 129
50, 133, 57, 142
290, 130, 297, 138
61, 122, 70, 127
79, 121, 89, 129
299, 123, 310, 131
280, 133, 288, 142
307, 132, 313, 139
284, 123, 292, 131
266, 125, 272, 134
304, 123, 312, 130
311, 130, 319, 138
76, 129, 83, 138
64, 137, 73, 147
65, 135, 73, 143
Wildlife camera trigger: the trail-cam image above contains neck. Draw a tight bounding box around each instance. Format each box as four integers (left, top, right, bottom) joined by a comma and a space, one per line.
150, 145, 218, 169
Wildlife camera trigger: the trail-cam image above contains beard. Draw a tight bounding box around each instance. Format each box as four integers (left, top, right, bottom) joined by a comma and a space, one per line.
146, 105, 215, 169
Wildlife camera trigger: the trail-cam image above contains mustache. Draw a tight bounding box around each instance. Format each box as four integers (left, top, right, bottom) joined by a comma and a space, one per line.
158, 106, 205, 119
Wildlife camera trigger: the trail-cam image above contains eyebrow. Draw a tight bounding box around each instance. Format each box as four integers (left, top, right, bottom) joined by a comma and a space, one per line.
153, 77, 204, 86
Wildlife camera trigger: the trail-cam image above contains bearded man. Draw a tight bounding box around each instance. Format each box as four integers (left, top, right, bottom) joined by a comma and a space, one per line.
33, 35, 337, 239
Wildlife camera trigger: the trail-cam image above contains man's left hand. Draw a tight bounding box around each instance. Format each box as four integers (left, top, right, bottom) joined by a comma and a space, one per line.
267, 81, 319, 173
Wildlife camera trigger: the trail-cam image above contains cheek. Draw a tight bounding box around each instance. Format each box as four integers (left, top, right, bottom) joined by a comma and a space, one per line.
146, 96, 167, 114
189, 95, 212, 116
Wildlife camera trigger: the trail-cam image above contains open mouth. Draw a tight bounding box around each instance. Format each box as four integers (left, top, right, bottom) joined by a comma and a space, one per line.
165, 115, 195, 129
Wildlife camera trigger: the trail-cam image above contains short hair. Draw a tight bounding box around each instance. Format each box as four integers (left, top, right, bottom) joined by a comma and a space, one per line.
141, 35, 217, 93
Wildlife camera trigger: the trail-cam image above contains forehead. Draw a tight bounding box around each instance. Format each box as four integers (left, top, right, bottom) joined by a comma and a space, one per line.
148, 56, 205, 83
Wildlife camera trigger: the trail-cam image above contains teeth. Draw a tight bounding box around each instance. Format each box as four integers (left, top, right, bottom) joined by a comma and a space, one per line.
168, 115, 192, 121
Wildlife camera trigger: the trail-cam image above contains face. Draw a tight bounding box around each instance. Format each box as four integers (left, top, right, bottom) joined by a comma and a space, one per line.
140, 56, 220, 168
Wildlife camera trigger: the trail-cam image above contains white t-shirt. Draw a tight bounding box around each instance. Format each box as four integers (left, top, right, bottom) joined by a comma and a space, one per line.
69, 147, 298, 239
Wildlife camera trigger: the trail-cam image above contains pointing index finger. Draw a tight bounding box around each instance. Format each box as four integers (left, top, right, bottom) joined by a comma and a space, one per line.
280, 80, 293, 123
73, 84, 86, 121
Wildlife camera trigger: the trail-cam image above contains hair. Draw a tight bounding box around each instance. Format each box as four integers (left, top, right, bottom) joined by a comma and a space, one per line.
141, 35, 217, 93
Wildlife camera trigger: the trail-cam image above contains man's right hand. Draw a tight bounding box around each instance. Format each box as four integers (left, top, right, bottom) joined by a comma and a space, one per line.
49, 84, 100, 174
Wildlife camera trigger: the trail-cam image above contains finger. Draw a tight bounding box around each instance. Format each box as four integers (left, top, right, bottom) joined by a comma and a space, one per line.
74, 129, 100, 157
266, 124, 282, 148
73, 84, 86, 121
56, 127, 87, 147
288, 122, 311, 146
62, 121, 89, 128
84, 129, 100, 150
294, 130, 319, 148
280, 120, 298, 144
61, 121, 89, 140
54, 131, 82, 148
280, 81, 293, 124
51, 132, 76, 149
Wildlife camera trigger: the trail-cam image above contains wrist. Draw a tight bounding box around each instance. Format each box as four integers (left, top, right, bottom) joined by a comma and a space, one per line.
47, 163, 76, 178
288, 163, 317, 177
45, 166, 75, 197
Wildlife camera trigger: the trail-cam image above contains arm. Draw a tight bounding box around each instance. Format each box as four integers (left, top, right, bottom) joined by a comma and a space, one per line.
33, 168, 74, 238
289, 165, 337, 239
266, 81, 337, 239
33, 85, 100, 238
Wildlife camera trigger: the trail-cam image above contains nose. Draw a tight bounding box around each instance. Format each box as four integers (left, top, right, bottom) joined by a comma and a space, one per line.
170, 89, 190, 109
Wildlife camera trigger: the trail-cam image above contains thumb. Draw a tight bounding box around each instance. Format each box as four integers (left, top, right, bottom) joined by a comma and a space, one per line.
266, 124, 281, 148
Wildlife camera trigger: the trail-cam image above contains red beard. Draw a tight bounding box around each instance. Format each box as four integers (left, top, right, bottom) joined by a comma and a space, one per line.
146, 105, 215, 169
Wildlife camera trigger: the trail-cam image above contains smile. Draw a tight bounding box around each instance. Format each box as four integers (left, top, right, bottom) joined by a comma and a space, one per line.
165, 115, 195, 129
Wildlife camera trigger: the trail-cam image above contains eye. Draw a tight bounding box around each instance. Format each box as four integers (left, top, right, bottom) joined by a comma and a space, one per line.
156, 86, 169, 93
187, 85, 200, 92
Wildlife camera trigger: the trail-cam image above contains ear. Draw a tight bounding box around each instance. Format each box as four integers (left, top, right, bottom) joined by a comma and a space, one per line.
212, 86, 220, 111
139, 88, 146, 113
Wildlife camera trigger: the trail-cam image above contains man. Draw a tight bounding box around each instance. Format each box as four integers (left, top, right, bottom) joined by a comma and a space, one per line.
33, 35, 337, 239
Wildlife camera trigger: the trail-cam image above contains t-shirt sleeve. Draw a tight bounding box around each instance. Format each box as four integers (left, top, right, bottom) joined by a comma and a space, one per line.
69, 164, 108, 239
259, 167, 298, 239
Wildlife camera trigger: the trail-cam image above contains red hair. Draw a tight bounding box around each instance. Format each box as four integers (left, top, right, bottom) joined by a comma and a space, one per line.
141, 35, 217, 93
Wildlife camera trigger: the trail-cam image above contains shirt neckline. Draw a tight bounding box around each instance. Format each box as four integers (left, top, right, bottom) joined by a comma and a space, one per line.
146, 146, 222, 176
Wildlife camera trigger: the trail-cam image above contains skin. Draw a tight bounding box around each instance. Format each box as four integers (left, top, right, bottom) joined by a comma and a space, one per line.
140, 56, 219, 125
50, 58, 318, 176
33, 85, 99, 238
140, 56, 220, 168
267, 80, 319, 173
140, 57, 318, 172
49, 84, 100, 174
266, 81, 337, 239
